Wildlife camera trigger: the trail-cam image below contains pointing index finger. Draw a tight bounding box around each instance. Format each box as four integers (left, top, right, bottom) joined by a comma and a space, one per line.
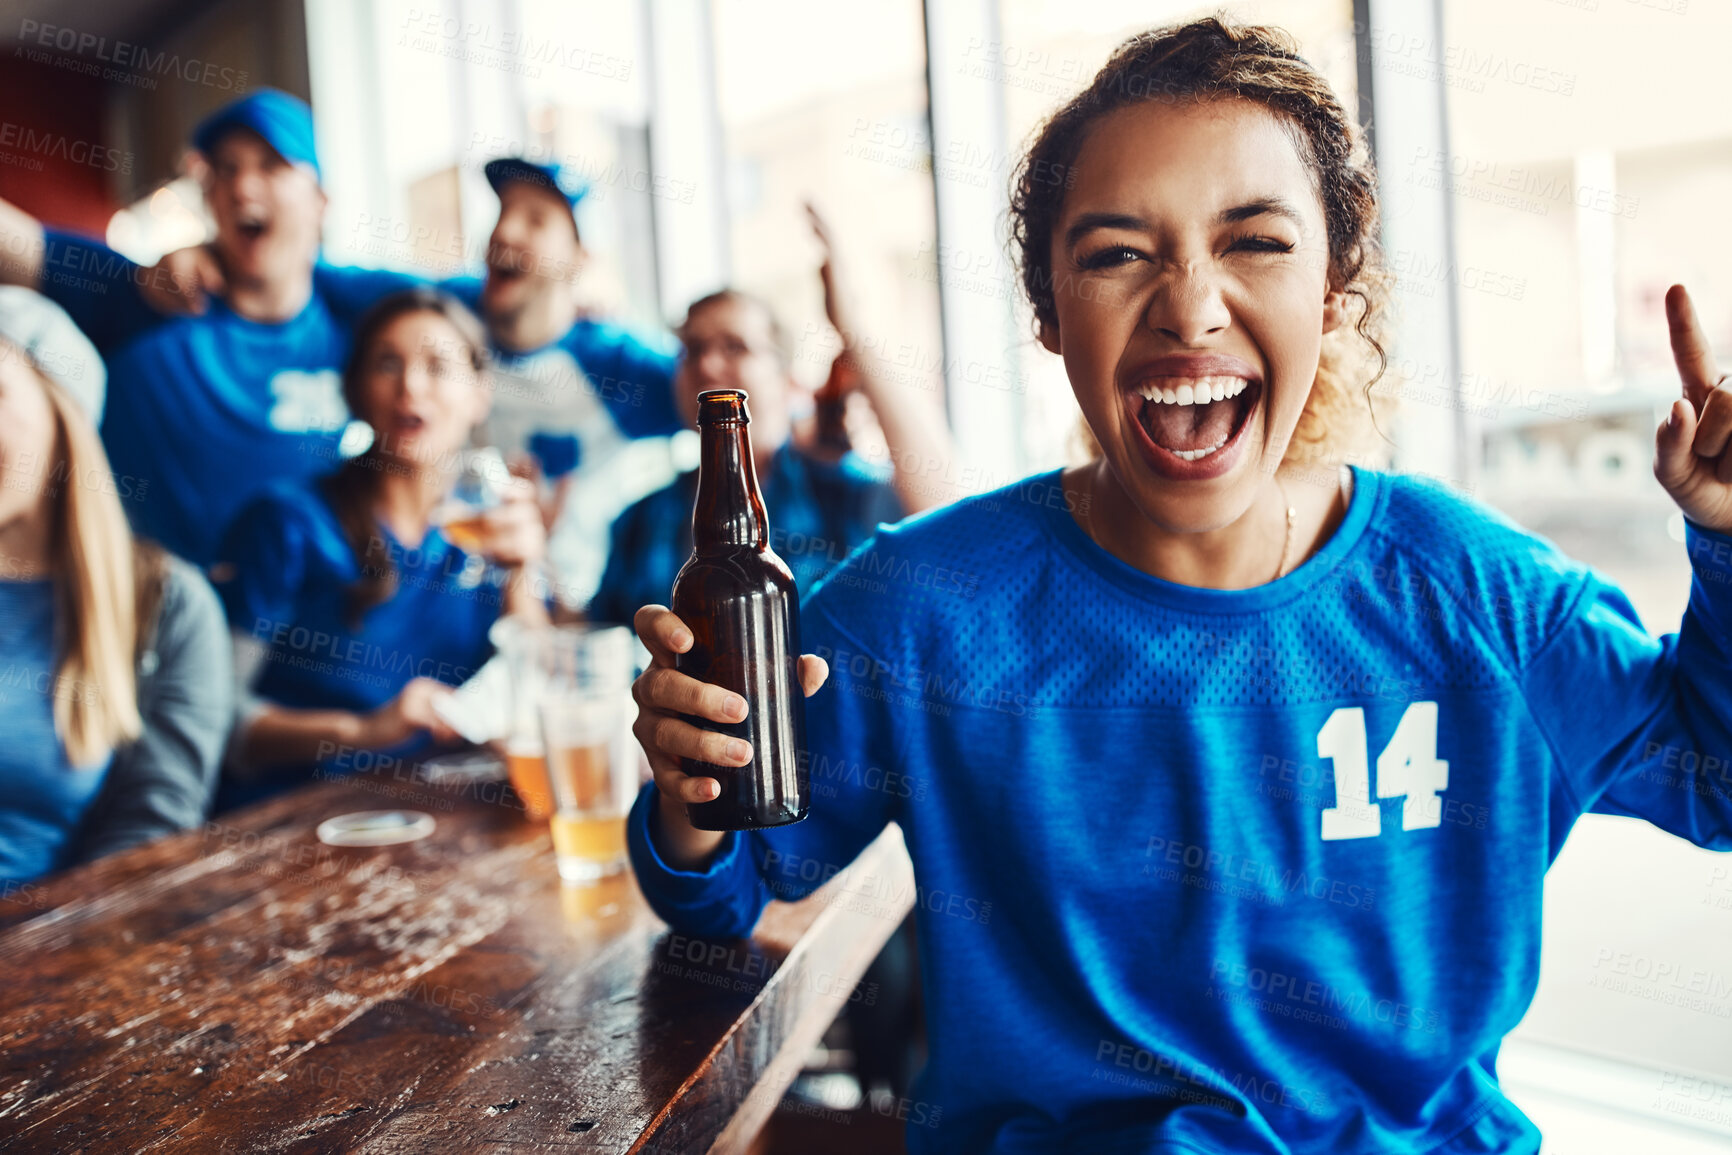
1668, 283, 1722, 412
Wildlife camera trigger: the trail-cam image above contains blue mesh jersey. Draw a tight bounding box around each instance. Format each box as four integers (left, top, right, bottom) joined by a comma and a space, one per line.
626, 465, 1732, 1155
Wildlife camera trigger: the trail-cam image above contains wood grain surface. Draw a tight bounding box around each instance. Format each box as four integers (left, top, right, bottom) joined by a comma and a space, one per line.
0, 774, 914, 1153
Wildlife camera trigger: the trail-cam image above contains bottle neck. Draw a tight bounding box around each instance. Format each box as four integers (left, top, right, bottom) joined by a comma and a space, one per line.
693, 420, 768, 550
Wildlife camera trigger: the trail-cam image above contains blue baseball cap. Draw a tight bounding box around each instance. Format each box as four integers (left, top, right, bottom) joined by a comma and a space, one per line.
192, 88, 320, 179
484, 157, 590, 214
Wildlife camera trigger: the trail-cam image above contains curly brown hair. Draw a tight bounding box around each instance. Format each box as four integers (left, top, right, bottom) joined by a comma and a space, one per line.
1008, 17, 1392, 462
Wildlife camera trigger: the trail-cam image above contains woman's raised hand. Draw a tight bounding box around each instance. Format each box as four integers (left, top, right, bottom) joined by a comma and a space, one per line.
1656, 284, 1732, 533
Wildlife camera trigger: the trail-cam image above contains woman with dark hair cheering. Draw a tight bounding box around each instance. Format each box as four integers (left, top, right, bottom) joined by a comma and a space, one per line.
212, 288, 547, 809
626, 18, 1732, 1155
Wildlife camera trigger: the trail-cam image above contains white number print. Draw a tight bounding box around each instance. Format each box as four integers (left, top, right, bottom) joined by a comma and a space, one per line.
1318, 702, 1450, 842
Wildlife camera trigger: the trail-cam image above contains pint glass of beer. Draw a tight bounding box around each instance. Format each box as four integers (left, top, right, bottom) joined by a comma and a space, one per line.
491, 616, 555, 820
537, 626, 636, 884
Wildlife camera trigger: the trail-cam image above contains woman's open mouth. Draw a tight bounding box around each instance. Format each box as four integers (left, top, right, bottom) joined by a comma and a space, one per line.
1123, 374, 1262, 480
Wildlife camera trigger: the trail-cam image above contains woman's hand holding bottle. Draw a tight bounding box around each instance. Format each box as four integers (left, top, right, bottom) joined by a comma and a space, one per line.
630, 605, 828, 869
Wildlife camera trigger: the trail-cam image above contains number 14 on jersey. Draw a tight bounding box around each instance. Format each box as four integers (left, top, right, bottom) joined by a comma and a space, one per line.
1318, 702, 1449, 841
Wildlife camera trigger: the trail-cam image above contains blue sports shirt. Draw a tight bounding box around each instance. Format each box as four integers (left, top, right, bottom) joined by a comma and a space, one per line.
627, 466, 1732, 1154
40, 230, 362, 565
587, 441, 904, 625
212, 479, 506, 807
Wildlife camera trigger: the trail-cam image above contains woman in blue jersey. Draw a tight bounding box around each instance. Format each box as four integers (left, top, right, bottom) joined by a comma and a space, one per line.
213, 288, 548, 809
625, 19, 1732, 1155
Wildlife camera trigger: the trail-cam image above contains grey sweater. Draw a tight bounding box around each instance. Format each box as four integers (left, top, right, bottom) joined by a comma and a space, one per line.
70, 555, 233, 863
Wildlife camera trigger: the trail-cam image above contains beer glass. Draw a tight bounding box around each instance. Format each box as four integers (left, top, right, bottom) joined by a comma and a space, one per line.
432, 447, 511, 553
538, 625, 636, 884
490, 616, 555, 820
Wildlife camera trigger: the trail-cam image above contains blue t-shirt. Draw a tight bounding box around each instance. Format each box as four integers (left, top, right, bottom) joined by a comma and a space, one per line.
40, 231, 363, 566
0, 580, 113, 882
212, 479, 506, 804
587, 441, 904, 625
627, 466, 1732, 1155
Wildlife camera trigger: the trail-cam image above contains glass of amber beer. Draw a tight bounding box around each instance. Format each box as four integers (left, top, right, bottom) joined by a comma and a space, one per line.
432, 447, 511, 553
490, 616, 555, 820
538, 625, 635, 884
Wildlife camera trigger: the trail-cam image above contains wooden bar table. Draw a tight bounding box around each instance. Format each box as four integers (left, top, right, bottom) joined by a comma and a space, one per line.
0, 772, 915, 1153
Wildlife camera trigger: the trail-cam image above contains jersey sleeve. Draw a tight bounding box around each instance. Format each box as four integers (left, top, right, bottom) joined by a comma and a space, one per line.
624, 595, 907, 939
566, 319, 682, 439
437, 274, 484, 312
312, 262, 433, 326
211, 493, 313, 640
1525, 518, 1732, 849
38, 229, 159, 352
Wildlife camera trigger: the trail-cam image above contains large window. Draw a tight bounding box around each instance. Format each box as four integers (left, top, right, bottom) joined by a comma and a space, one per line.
310, 0, 658, 327
1436, 1, 1732, 1141
709, 0, 942, 469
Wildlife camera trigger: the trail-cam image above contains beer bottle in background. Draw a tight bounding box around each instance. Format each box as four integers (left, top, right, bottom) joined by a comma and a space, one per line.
670, 389, 810, 830
812, 349, 856, 458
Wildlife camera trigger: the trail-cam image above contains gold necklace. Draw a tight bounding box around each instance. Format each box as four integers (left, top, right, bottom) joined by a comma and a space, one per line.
1271, 476, 1296, 582
1078, 466, 1297, 584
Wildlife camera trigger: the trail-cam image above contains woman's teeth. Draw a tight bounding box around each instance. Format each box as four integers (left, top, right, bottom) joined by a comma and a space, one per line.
1134, 375, 1250, 406
1169, 435, 1228, 462
1132, 375, 1256, 461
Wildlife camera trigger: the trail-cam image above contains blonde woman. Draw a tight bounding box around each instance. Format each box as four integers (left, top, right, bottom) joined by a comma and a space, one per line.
0, 288, 230, 882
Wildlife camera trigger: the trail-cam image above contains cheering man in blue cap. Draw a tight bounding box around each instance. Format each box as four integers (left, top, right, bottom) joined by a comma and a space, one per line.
142, 152, 683, 605
0, 88, 366, 566
446, 156, 684, 604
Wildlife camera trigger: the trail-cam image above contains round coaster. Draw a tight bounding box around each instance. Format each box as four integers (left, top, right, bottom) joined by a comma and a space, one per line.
316, 810, 436, 847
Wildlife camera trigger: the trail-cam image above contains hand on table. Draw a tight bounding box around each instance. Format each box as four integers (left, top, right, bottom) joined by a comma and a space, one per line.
365, 676, 460, 748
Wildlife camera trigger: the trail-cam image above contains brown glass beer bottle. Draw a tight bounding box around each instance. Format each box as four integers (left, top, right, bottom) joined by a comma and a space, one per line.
670, 389, 810, 830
